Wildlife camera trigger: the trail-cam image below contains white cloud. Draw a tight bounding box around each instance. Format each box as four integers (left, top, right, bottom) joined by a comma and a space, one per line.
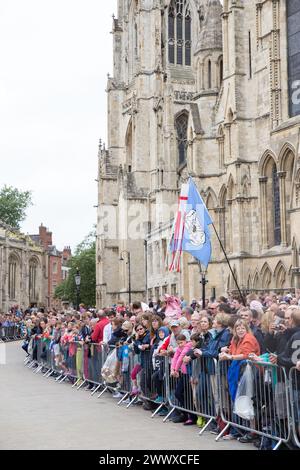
0, 0, 117, 251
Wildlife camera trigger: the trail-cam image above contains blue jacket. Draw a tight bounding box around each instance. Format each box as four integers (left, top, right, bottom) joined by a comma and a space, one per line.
201, 328, 232, 359
133, 331, 151, 368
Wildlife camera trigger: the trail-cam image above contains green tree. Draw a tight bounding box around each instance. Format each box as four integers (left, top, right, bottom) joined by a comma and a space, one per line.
54, 230, 96, 308
0, 185, 32, 229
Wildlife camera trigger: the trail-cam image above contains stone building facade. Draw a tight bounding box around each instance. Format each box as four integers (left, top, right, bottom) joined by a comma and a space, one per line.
97, 0, 300, 307
0, 221, 46, 313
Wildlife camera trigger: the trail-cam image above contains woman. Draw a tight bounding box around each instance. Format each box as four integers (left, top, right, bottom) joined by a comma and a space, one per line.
130, 324, 151, 396
198, 315, 213, 348
219, 319, 260, 361
150, 315, 163, 346
219, 319, 260, 442
108, 318, 126, 347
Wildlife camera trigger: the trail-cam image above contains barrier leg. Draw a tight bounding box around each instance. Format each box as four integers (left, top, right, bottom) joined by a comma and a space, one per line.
35, 365, 43, 374
151, 403, 164, 418
91, 384, 101, 396
215, 423, 230, 442
273, 440, 282, 450
199, 417, 213, 436
72, 378, 80, 388
163, 407, 176, 423
46, 370, 54, 378
77, 379, 87, 390
118, 393, 129, 405
98, 386, 108, 398
127, 395, 138, 408
55, 374, 63, 382
59, 375, 68, 384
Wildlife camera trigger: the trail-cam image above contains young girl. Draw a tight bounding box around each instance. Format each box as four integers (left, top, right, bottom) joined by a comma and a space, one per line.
171, 334, 196, 425
130, 324, 151, 396
151, 327, 170, 403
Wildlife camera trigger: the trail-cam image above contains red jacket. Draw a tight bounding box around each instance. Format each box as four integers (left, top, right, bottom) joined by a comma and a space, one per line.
229, 332, 260, 359
91, 317, 110, 344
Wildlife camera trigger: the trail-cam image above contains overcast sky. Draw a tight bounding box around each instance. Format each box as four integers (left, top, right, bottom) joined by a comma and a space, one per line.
0, 0, 117, 252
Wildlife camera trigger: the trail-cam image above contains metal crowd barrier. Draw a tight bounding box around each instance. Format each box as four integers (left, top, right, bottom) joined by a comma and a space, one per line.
23, 338, 300, 450
163, 356, 218, 431
289, 367, 300, 449
216, 359, 291, 449
81, 343, 108, 395
0, 325, 23, 342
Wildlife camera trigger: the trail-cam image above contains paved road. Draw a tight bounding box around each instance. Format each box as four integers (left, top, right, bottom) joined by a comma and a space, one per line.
0, 342, 249, 450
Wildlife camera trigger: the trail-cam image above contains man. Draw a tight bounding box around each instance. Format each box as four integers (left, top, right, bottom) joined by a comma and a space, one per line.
101, 310, 116, 345
208, 302, 219, 317
231, 297, 243, 313
270, 309, 300, 371
264, 306, 297, 354
217, 303, 232, 315
91, 310, 110, 344
182, 307, 193, 322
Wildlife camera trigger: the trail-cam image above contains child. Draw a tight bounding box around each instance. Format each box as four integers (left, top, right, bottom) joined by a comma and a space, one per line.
152, 327, 170, 403
171, 334, 197, 425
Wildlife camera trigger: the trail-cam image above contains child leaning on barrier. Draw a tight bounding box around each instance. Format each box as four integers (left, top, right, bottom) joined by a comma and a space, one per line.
130, 324, 151, 396
151, 327, 170, 403
171, 334, 197, 425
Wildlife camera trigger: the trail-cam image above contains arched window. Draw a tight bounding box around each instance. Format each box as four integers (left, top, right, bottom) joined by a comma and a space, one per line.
168, 0, 192, 66
272, 163, 281, 246
175, 112, 188, 166
8, 256, 17, 300
287, 0, 300, 117
208, 59, 212, 88
29, 259, 38, 302
219, 57, 223, 86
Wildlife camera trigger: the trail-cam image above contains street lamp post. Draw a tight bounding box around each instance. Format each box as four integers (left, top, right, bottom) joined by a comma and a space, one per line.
198, 261, 208, 310
74, 268, 81, 311
119, 251, 131, 305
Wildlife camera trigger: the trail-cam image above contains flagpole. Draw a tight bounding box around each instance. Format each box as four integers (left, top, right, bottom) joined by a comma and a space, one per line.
211, 223, 246, 307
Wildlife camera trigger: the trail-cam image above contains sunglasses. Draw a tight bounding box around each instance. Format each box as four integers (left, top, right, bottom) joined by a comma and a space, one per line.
136, 328, 144, 332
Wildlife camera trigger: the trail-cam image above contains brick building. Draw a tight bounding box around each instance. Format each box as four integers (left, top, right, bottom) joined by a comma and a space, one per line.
30, 225, 72, 309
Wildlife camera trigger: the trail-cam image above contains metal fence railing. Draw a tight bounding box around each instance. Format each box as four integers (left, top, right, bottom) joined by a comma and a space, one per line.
289, 367, 300, 449
0, 325, 24, 342
24, 340, 300, 449
216, 360, 291, 449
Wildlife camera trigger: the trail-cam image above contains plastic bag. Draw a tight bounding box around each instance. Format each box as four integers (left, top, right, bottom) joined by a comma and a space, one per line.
233, 363, 255, 421
101, 348, 119, 384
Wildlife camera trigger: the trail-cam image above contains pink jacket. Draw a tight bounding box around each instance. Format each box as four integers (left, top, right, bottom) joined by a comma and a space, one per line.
171, 342, 193, 374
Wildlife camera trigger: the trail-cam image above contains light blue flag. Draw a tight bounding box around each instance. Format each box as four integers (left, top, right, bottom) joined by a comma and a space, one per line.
181, 178, 213, 268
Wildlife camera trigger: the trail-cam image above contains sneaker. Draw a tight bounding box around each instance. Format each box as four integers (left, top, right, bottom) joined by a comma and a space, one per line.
171, 414, 186, 423
157, 408, 169, 416
209, 425, 220, 435
154, 396, 164, 404
196, 416, 206, 428
183, 419, 196, 426
223, 434, 237, 440
112, 392, 123, 398
238, 433, 257, 443
131, 386, 140, 396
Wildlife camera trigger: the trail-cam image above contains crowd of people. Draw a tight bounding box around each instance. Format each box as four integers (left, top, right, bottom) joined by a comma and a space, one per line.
19, 292, 300, 450
0, 306, 25, 340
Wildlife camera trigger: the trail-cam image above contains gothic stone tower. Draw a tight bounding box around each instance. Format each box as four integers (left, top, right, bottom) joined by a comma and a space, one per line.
97, 0, 300, 308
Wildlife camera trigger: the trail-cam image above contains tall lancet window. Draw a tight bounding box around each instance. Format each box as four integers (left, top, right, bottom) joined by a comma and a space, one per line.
168, 0, 192, 66
176, 112, 188, 166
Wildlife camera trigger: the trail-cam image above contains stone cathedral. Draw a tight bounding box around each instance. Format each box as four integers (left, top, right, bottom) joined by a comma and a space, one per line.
96, 0, 300, 307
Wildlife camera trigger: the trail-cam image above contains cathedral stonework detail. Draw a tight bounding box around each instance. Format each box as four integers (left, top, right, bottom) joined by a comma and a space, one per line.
97, 0, 300, 307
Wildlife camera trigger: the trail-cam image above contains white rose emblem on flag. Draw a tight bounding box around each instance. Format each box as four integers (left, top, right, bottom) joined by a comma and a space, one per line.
185, 210, 206, 247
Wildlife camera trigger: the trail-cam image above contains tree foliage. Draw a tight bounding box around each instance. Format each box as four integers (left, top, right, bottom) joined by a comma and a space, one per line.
0, 185, 32, 229
54, 230, 96, 308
